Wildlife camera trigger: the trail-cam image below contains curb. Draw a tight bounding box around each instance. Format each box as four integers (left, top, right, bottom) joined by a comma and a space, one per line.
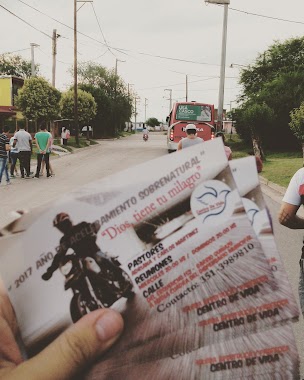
259, 175, 286, 196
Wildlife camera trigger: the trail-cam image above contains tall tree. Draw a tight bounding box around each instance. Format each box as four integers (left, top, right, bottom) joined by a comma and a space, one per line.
146, 117, 160, 128
242, 103, 274, 160
289, 102, 304, 162
16, 77, 60, 128
77, 62, 133, 137
60, 89, 97, 128
237, 37, 304, 149
0, 54, 38, 78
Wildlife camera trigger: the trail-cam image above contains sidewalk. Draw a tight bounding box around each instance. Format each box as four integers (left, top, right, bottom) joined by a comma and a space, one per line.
259, 175, 286, 196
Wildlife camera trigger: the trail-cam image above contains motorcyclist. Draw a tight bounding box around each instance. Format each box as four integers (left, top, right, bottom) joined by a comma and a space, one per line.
142, 124, 149, 140
42, 213, 122, 282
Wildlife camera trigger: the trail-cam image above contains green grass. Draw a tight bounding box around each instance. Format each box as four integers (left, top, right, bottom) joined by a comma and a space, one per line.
262, 153, 303, 187
225, 134, 303, 188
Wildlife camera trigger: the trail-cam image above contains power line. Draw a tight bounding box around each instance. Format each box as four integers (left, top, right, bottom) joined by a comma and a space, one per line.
139, 77, 220, 91
90, 2, 116, 58
15, 0, 221, 67
0, 48, 31, 55
229, 7, 304, 25
0, 4, 51, 39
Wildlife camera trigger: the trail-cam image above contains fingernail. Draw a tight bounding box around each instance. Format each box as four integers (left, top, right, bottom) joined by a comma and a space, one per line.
95, 311, 123, 341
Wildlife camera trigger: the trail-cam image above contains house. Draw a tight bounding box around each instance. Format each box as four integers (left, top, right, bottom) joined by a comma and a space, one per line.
0, 75, 24, 127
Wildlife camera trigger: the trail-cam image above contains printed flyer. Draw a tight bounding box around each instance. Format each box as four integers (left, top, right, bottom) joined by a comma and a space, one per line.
88, 325, 299, 380
84, 158, 299, 376
0, 139, 299, 379
0, 139, 276, 350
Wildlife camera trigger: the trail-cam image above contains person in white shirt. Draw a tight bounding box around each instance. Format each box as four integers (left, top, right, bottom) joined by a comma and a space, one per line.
13, 128, 32, 178
9, 135, 19, 178
177, 124, 203, 150
142, 124, 149, 140
279, 167, 304, 315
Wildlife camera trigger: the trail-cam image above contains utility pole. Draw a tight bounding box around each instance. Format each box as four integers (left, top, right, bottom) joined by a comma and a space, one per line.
144, 98, 148, 122
74, 0, 79, 145
134, 97, 140, 134
74, 0, 93, 146
52, 29, 60, 87
186, 75, 188, 102
114, 59, 126, 135
128, 83, 134, 96
30, 43, 39, 77
164, 89, 172, 113
217, 3, 229, 131
205, 0, 230, 131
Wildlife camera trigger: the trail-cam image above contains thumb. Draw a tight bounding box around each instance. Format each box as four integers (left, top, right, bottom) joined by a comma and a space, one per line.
12, 309, 123, 380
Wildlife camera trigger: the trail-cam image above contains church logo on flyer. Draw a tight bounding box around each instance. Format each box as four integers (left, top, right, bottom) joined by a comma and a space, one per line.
190, 180, 234, 225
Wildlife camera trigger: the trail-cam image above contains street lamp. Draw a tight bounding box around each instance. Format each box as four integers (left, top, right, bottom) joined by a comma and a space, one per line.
30, 43, 39, 77
230, 63, 246, 68
115, 58, 126, 76
205, 0, 230, 131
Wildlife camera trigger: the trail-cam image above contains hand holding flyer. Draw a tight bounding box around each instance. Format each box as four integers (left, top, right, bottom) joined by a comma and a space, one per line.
0, 138, 300, 379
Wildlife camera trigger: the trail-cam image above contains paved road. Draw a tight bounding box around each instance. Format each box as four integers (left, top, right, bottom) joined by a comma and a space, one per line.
1, 133, 304, 376
0, 133, 168, 228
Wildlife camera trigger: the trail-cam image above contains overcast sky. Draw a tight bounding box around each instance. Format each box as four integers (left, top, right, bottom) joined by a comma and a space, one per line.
1, 0, 304, 123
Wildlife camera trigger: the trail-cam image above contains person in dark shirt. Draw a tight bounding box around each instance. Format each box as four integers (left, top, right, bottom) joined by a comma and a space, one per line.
0, 126, 11, 185
42, 213, 118, 280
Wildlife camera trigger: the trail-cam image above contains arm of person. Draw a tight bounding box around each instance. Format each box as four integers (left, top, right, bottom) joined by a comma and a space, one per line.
42, 244, 68, 280
13, 138, 17, 148
29, 139, 33, 152
46, 136, 52, 152
278, 202, 304, 229
278, 169, 304, 229
35, 136, 42, 153
0, 278, 123, 380
177, 140, 182, 151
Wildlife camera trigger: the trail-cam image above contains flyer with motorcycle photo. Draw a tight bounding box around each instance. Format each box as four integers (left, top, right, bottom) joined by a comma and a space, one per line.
83, 157, 299, 377
0, 138, 300, 378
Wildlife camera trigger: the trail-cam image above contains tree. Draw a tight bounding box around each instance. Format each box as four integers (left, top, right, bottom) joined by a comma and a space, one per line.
289, 103, 304, 161
238, 37, 304, 149
60, 89, 97, 127
16, 77, 61, 128
242, 103, 274, 160
0, 54, 38, 78
77, 63, 133, 137
146, 117, 160, 128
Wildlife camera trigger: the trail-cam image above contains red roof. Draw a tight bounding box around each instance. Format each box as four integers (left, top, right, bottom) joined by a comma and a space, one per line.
0, 106, 16, 116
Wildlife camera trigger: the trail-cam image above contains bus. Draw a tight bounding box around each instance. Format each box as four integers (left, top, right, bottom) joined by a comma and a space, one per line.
166, 101, 215, 153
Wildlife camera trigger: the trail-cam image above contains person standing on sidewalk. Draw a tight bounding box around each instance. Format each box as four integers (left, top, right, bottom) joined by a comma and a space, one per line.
9, 134, 19, 178
0, 126, 11, 185
40, 131, 55, 176
279, 168, 304, 315
215, 132, 232, 160
61, 127, 67, 145
34, 125, 52, 178
13, 127, 32, 178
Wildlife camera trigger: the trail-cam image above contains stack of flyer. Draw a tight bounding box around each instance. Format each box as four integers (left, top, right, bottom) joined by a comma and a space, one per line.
0, 138, 300, 379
